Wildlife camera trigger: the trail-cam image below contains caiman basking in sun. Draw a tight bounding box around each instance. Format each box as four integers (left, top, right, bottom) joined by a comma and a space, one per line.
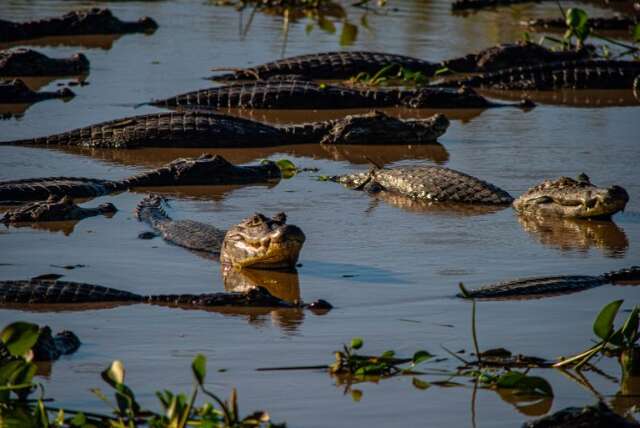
0, 110, 449, 148
0, 8, 158, 43
208, 42, 591, 80
135, 194, 305, 270
0, 279, 332, 311
0, 154, 280, 203
457, 266, 640, 300
441, 60, 640, 90
0, 49, 89, 76
152, 80, 532, 110
333, 168, 629, 218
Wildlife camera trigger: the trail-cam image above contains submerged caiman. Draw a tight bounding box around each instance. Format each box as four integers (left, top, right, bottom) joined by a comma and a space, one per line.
1, 195, 117, 224
457, 266, 640, 300
136, 194, 305, 269
0, 110, 450, 148
0, 326, 80, 362
209, 43, 591, 80
0, 79, 74, 103
0, 49, 89, 76
0, 8, 158, 43
0, 279, 332, 311
152, 80, 532, 110
0, 154, 281, 203
442, 60, 640, 90
334, 168, 629, 218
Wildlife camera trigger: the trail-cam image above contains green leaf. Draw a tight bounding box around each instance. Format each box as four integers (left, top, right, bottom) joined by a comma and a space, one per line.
9, 361, 36, 386
275, 159, 296, 172
593, 300, 623, 340
565, 8, 588, 31
412, 377, 430, 390
621, 306, 639, 345
350, 337, 364, 350
317, 16, 336, 34
633, 23, 640, 43
380, 350, 395, 359
101, 360, 125, 388
70, 412, 87, 427
496, 371, 525, 388
412, 350, 433, 365
340, 22, 358, 46
192, 354, 207, 386
0, 322, 40, 357
305, 23, 314, 35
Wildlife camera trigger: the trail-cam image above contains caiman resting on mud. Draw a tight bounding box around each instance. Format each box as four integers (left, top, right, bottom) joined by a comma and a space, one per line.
136, 194, 305, 269
441, 60, 640, 90
457, 266, 640, 300
334, 168, 629, 218
0, 279, 332, 311
0, 79, 74, 104
152, 80, 532, 110
0, 49, 89, 76
0, 154, 281, 203
1, 195, 117, 224
209, 42, 591, 80
0, 8, 158, 43
0, 110, 450, 148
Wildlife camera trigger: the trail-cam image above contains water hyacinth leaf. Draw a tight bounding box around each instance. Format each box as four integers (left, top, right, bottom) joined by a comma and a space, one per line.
350, 337, 364, 350
565, 8, 588, 31
275, 159, 296, 172
412, 377, 430, 390
593, 299, 623, 340
305, 23, 314, 35
381, 350, 395, 359
340, 22, 358, 46
351, 389, 363, 401
412, 350, 433, 365
621, 306, 639, 344
101, 360, 125, 387
70, 412, 87, 427
8, 361, 36, 386
495, 371, 525, 388
633, 24, 640, 43
0, 322, 39, 357
192, 354, 207, 386
0, 360, 24, 385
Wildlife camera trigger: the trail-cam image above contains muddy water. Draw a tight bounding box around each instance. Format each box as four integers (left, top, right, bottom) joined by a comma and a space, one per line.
1, 0, 639, 427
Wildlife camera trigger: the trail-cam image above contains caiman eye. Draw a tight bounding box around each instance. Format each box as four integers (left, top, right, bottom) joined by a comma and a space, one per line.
272, 212, 286, 224
249, 213, 267, 226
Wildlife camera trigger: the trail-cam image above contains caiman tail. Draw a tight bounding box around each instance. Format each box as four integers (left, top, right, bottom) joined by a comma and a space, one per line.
602, 266, 640, 283
135, 194, 226, 254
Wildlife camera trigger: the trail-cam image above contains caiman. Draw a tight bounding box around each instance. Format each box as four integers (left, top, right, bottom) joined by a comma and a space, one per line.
0, 279, 332, 311
522, 402, 640, 428
209, 43, 590, 80
0, 79, 74, 103
0, 49, 89, 76
458, 266, 639, 300
151, 80, 531, 110
334, 169, 629, 218
0, 154, 281, 203
442, 60, 640, 90
135, 195, 305, 269
513, 174, 629, 219
0, 110, 450, 147
0, 8, 158, 43
522, 16, 638, 33
1, 195, 117, 224
0, 326, 80, 362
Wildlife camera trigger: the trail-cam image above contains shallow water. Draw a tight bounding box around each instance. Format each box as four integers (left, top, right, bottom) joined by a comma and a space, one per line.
1, 0, 639, 427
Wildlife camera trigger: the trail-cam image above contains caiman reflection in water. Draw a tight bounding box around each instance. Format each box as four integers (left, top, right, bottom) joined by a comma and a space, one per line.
369, 192, 508, 216
52, 142, 450, 168
1, 34, 133, 51
479, 89, 640, 108
223, 266, 315, 334
517, 214, 629, 258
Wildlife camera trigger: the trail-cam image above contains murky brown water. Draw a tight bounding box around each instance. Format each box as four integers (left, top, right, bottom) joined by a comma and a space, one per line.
1, 1, 639, 427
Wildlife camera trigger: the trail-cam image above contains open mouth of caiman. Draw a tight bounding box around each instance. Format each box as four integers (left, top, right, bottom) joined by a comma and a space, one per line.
221, 213, 305, 269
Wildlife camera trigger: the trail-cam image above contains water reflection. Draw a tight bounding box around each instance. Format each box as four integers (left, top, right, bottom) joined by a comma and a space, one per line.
54, 142, 449, 167
223, 266, 301, 303
9, 75, 90, 93
517, 214, 629, 258
373, 193, 509, 216
611, 375, 640, 419
494, 387, 553, 416
1, 34, 128, 51
480, 89, 640, 108
3, 219, 91, 236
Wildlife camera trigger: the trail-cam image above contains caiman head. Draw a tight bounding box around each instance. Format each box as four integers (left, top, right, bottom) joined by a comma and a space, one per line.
513, 174, 629, 219
160, 154, 281, 185
221, 212, 305, 269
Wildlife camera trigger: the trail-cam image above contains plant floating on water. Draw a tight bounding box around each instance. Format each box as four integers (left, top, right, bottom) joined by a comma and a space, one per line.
0, 321, 283, 428
474, 369, 554, 397
262, 158, 317, 179
347, 63, 430, 87
554, 300, 639, 372
329, 337, 433, 377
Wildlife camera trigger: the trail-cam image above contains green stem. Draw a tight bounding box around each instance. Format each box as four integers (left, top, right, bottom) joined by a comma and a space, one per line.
553, 342, 603, 368
471, 299, 482, 366
201, 385, 233, 426
592, 33, 639, 52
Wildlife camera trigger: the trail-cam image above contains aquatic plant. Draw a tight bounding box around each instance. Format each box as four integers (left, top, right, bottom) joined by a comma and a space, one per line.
554, 300, 639, 372
347, 63, 430, 87
0, 321, 284, 428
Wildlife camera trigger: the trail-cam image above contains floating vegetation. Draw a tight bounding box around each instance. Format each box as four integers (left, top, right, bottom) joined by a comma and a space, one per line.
346, 63, 432, 88
0, 321, 284, 427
